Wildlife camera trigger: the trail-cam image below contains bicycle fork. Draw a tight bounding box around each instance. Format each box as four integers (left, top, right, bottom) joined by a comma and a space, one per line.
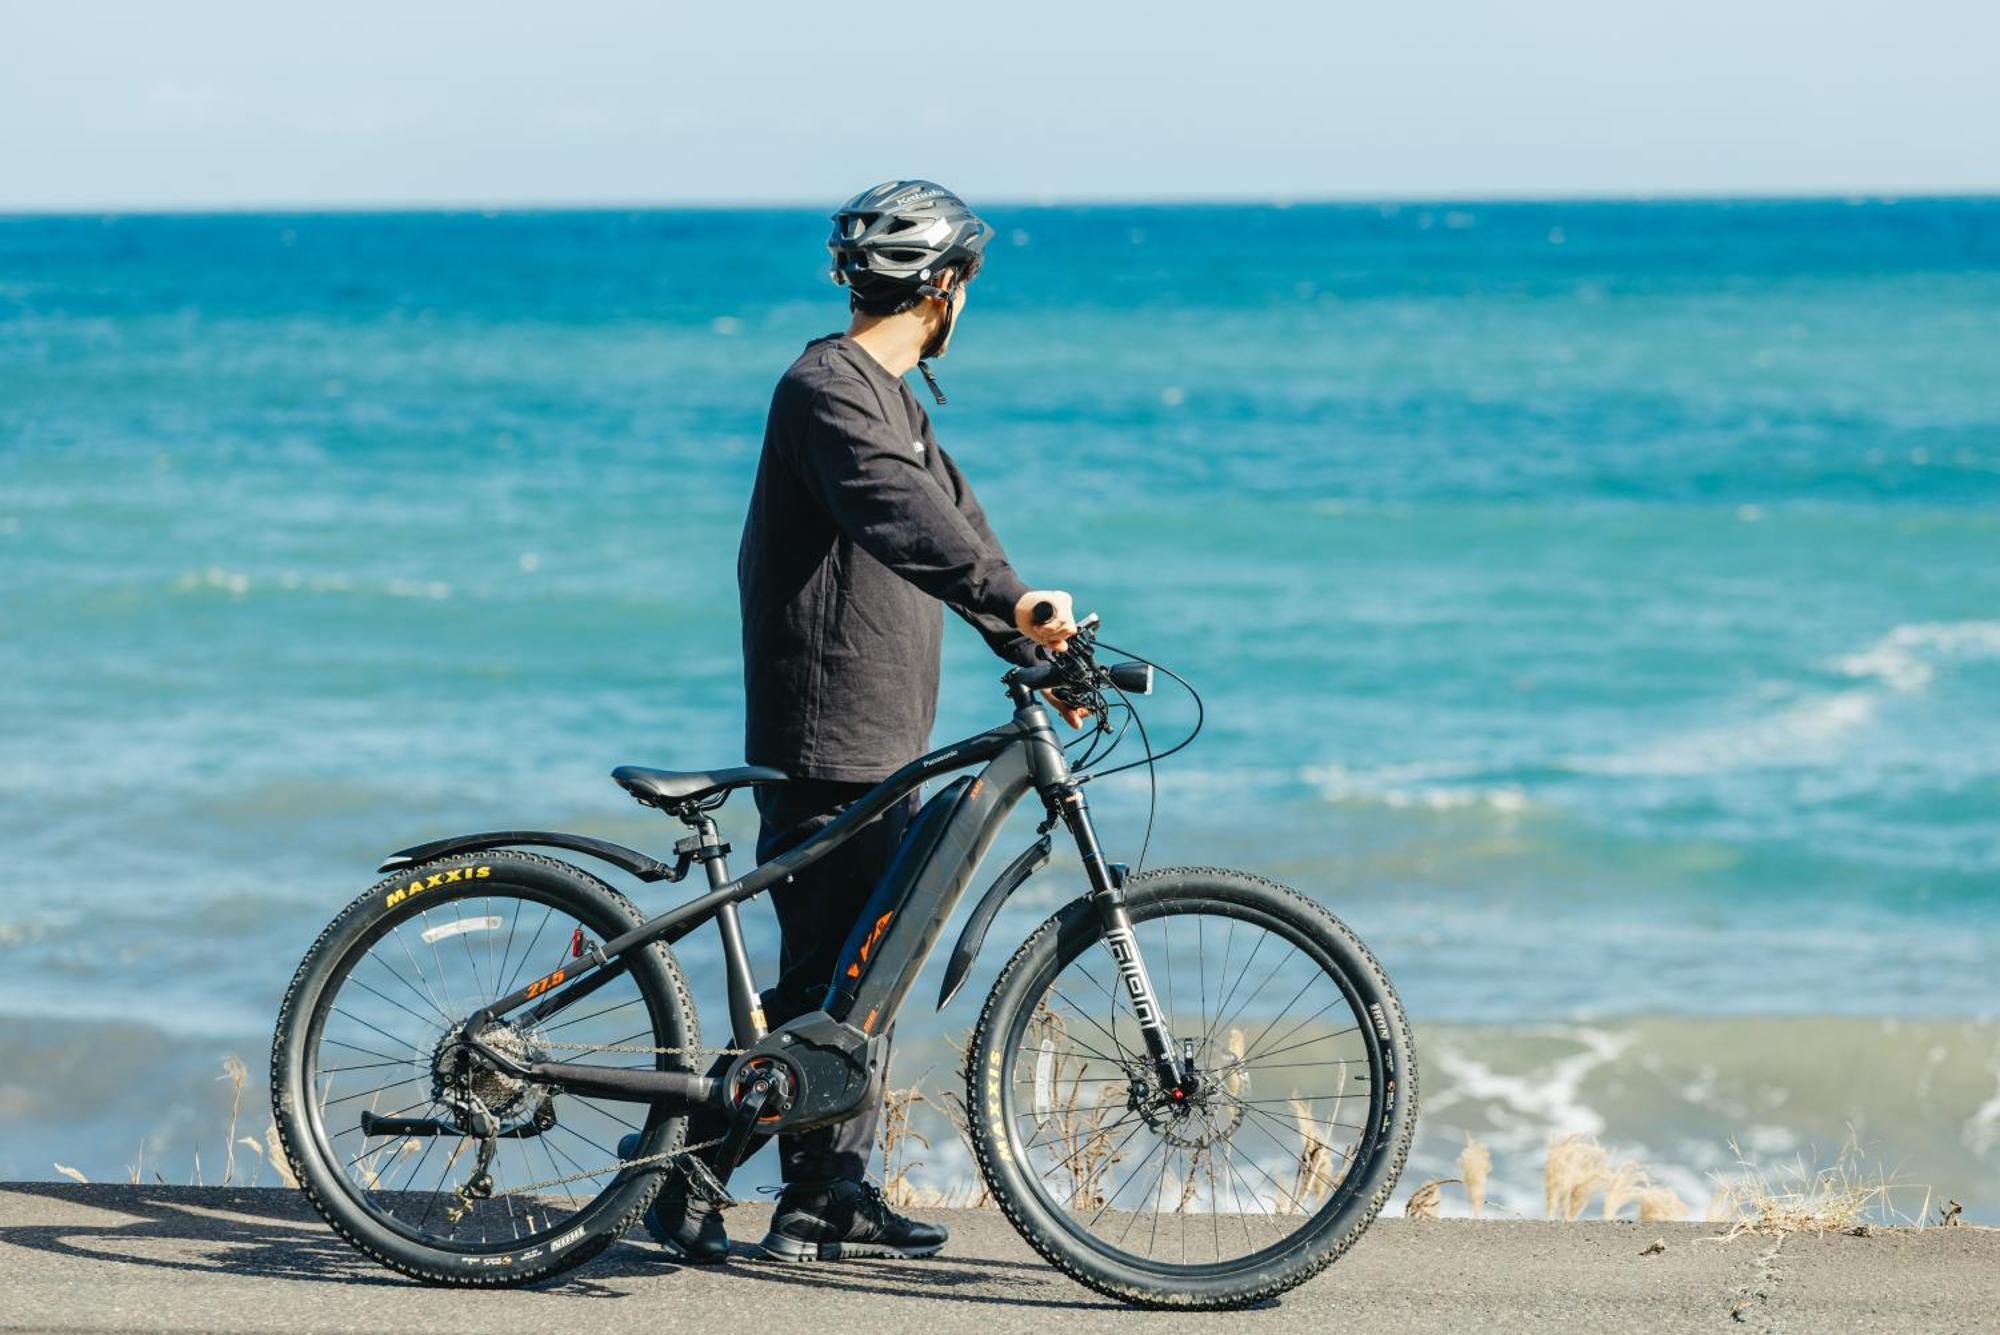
1055, 785, 1195, 1095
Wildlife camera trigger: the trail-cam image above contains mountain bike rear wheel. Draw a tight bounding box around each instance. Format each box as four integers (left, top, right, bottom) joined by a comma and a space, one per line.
271, 850, 700, 1286
967, 868, 1415, 1308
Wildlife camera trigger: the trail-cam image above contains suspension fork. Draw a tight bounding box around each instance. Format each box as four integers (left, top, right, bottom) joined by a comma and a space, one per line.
1055, 785, 1193, 1093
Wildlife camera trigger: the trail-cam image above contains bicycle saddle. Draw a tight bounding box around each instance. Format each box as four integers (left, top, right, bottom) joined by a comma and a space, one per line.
611, 764, 789, 809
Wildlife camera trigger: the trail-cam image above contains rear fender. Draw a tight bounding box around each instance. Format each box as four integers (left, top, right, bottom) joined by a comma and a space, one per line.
378, 831, 674, 882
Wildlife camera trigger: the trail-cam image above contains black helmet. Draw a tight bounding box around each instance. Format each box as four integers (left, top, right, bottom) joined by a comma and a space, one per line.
828, 180, 994, 315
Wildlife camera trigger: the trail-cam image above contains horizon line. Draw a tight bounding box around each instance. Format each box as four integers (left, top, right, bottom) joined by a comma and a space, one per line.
3, 184, 1998, 219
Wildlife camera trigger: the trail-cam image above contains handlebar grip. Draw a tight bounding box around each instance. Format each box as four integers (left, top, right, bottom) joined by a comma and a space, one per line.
1031, 599, 1056, 626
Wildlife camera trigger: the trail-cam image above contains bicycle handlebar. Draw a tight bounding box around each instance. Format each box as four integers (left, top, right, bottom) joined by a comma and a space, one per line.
1005, 614, 1150, 697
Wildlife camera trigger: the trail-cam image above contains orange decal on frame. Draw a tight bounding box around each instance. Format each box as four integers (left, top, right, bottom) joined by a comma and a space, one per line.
845, 911, 895, 979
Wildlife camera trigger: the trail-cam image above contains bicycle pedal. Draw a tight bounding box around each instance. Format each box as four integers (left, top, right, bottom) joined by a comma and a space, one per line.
676, 1154, 737, 1208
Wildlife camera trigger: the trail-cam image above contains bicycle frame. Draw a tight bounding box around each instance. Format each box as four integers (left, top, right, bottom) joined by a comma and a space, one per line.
447, 690, 1191, 1110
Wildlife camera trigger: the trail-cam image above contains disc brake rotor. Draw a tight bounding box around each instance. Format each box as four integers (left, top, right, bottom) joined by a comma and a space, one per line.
1133, 1035, 1252, 1149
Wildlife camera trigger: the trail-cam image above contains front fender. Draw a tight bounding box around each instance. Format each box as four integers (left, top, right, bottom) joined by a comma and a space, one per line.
936, 834, 1051, 1010
378, 830, 674, 882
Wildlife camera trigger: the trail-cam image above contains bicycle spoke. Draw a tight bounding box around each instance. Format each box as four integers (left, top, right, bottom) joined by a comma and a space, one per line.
322, 1034, 418, 1065
1004, 897, 1384, 1273
319, 1058, 415, 1076
540, 996, 643, 1035
305, 880, 685, 1258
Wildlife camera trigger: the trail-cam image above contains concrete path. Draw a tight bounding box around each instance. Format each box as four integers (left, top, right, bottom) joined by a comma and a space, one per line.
1, 1184, 1993, 1333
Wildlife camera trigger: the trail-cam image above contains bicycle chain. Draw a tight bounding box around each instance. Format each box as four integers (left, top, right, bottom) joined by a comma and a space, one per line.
535, 1039, 745, 1058
458, 1127, 732, 1207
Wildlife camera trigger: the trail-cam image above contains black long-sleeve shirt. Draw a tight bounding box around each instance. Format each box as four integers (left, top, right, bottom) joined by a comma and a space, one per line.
738, 334, 1036, 781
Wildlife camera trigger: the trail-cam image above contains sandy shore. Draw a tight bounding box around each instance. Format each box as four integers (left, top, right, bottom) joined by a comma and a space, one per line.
1, 1183, 1992, 1333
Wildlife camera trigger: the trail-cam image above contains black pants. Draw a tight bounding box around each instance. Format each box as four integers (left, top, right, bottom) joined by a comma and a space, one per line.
695, 776, 920, 1185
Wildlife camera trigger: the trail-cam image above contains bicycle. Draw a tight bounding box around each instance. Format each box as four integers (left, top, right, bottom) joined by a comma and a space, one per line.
270, 615, 1416, 1307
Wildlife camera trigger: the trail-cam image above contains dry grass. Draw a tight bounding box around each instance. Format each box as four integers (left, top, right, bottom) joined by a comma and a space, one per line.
1280, 1038, 1349, 1214
218, 1056, 249, 1185
1710, 1133, 1905, 1238
70, 1054, 299, 1191
1601, 1158, 1646, 1220
1458, 1138, 1491, 1218
1639, 1186, 1690, 1221
261, 1120, 300, 1188
933, 1089, 993, 1207
1542, 1133, 1691, 1222
1404, 1178, 1458, 1219
1545, 1134, 1613, 1220
879, 1080, 943, 1209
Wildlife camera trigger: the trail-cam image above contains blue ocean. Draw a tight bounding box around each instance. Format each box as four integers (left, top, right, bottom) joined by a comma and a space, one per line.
3, 199, 1997, 1215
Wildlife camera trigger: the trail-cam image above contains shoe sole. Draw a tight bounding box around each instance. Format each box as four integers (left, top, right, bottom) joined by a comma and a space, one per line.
758, 1232, 945, 1263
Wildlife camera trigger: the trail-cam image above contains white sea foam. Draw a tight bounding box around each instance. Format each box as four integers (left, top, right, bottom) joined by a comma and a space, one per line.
1967, 1066, 2000, 1157
1425, 1025, 1631, 1143
171, 566, 251, 596
1831, 621, 2000, 693
1581, 621, 2000, 780
168, 569, 450, 600
385, 579, 452, 600
1580, 689, 1878, 777
1301, 762, 1531, 814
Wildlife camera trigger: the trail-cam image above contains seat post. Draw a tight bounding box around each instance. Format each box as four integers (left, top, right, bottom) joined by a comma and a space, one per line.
688, 812, 766, 1046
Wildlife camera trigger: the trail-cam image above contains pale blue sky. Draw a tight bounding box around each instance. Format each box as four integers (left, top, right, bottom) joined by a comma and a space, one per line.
2, 0, 1995, 210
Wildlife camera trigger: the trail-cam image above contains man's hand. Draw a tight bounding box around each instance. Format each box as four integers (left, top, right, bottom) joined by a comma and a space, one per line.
1015, 589, 1078, 653
1042, 689, 1091, 729
1017, 591, 1087, 724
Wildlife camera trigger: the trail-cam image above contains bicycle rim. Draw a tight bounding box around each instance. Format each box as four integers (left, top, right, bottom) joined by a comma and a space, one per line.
298, 876, 686, 1252
994, 890, 1388, 1274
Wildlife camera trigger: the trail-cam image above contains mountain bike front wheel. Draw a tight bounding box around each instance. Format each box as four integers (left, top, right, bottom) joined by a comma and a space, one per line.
271, 850, 700, 1286
967, 868, 1416, 1309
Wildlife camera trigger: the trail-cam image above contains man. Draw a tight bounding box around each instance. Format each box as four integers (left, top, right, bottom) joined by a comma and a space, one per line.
636, 180, 1079, 1264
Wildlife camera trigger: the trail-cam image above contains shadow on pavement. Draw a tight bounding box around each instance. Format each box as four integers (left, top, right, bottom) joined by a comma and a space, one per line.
0, 1184, 645, 1299
0, 1183, 407, 1288
0, 1185, 1124, 1309
702, 1246, 1121, 1311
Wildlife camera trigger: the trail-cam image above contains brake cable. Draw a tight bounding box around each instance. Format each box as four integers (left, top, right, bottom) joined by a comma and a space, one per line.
1069, 638, 1205, 877
1079, 639, 1205, 778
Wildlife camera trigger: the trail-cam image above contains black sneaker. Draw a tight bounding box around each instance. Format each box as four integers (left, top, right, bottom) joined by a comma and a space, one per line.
760, 1180, 949, 1262
616, 1134, 729, 1264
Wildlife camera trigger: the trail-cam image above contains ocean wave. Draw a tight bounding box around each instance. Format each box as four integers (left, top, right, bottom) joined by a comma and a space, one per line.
1424, 1024, 1631, 1141
1831, 621, 2000, 693
1404, 1017, 2000, 1222
1574, 621, 2000, 781
1576, 689, 1878, 778
858, 1017, 2000, 1224
1301, 762, 1532, 813
169, 567, 453, 600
